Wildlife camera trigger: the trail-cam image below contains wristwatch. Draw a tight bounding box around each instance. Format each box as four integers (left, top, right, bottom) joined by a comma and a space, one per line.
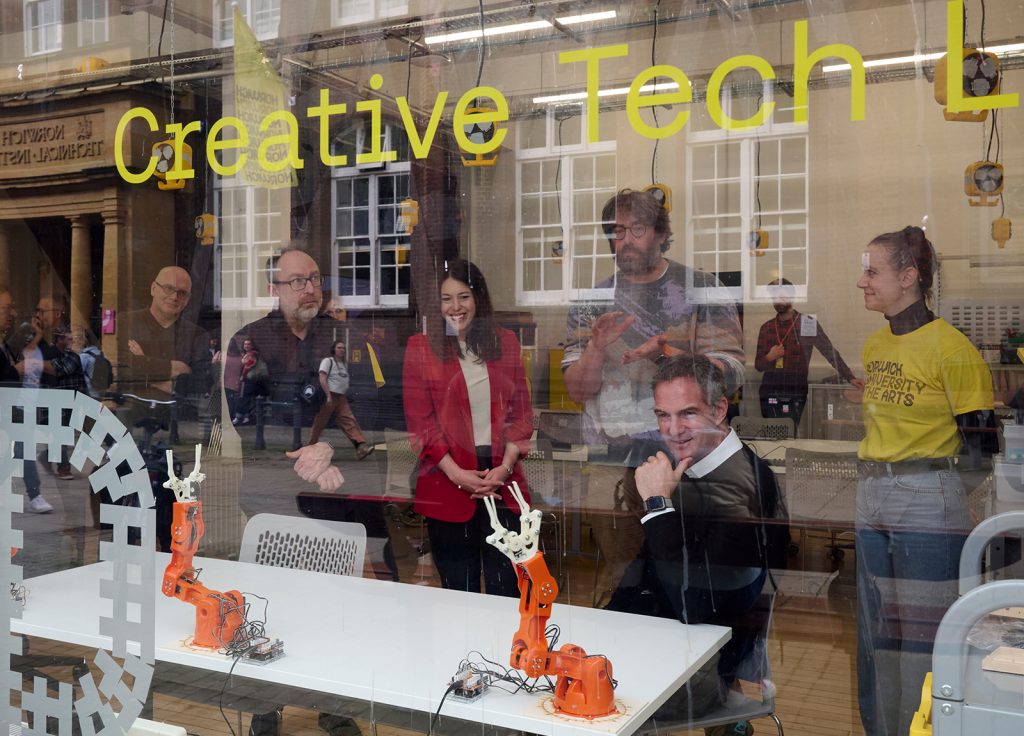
644, 496, 673, 514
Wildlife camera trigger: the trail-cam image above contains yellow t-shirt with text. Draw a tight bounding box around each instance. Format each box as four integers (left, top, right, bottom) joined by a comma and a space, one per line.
859, 319, 993, 462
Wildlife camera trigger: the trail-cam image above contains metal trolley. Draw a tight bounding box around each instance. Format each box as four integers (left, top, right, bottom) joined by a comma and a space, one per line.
913, 511, 1024, 736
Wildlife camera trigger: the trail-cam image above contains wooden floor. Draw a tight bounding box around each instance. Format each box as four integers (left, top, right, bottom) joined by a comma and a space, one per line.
20, 524, 865, 736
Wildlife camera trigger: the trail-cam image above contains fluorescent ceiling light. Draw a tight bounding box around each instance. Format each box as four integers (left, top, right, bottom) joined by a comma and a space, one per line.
533, 81, 680, 105
425, 10, 616, 45
823, 42, 1024, 73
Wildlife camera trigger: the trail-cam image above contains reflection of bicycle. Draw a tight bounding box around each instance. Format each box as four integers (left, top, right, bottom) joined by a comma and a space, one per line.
104, 393, 182, 551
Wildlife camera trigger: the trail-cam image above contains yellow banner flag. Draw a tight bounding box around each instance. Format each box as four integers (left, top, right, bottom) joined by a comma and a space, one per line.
366, 343, 386, 389
232, 7, 293, 189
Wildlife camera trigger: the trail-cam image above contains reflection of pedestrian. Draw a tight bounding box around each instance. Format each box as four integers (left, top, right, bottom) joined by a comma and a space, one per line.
233, 338, 268, 425
403, 259, 533, 596
309, 340, 373, 459
13, 300, 53, 513
754, 278, 856, 428
73, 328, 107, 400
0, 287, 50, 513
854, 226, 994, 736
49, 325, 87, 479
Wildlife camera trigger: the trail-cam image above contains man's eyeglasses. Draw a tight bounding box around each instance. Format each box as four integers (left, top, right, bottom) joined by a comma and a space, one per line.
274, 273, 323, 291
154, 282, 191, 299
609, 224, 649, 240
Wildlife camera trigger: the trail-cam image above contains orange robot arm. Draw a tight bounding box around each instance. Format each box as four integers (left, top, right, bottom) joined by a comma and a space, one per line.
485, 484, 616, 719
159, 446, 245, 650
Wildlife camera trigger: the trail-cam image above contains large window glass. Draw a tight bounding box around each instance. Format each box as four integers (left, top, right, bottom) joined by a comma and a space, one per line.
3, 2, 1023, 735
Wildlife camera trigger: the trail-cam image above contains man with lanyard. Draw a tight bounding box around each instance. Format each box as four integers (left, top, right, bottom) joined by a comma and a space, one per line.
561, 188, 745, 603
754, 278, 858, 429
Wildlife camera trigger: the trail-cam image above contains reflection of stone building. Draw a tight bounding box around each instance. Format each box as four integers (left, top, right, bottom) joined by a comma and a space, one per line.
0, 92, 181, 367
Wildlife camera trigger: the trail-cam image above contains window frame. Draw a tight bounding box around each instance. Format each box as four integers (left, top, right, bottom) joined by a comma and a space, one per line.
331, 0, 408, 27
214, 0, 282, 48
330, 121, 412, 310
687, 82, 809, 304
77, 0, 108, 47
24, 0, 62, 56
214, 179, 287, 312
515, 110, 617, 307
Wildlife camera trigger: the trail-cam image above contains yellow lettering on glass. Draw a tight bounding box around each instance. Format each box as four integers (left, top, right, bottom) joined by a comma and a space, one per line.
559, 44, 629, 143
357, 74, 397, 165
793, 19, 865, 124
453, 87, 509, 154
944, 0, 1018, 113
626, 65, 692, 139
207, 117, 249, 177
398, 91, 448, 160
706, 56, 776, 130
164, 120, 202, 179
114, 106, 159, 184
307, 88, 348, 167
258, 110, 304, 172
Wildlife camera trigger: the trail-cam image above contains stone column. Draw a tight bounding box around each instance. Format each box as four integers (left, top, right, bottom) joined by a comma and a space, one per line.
69, 215, 92, 331
101, 210, 123, 364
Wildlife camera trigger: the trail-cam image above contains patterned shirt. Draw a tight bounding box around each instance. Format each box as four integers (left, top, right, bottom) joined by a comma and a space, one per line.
562, 260, 745, 442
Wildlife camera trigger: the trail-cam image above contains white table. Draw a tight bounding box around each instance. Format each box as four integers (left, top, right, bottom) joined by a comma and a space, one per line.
15, 554, 729, 736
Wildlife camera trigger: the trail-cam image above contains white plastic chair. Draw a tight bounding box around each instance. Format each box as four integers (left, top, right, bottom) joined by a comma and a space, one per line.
239, 513, 366, 577
730, 416, 795, 441
638, 593, 784, 736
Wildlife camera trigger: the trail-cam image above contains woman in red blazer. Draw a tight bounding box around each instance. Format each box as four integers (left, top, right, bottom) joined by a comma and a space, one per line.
403, 259, 533, 595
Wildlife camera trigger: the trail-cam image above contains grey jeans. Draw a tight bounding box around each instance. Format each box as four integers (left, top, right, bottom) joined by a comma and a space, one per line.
855, 467, 968, 736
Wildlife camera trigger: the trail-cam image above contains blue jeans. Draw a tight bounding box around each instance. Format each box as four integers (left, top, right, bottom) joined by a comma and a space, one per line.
14, 441, 40, 499
855, 467, 968, 736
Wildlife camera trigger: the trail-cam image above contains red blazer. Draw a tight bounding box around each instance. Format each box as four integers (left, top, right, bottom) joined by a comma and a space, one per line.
403, 329, 533, 523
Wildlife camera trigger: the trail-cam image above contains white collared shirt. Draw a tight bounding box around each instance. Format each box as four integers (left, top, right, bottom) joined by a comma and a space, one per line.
641, 428, 742, 523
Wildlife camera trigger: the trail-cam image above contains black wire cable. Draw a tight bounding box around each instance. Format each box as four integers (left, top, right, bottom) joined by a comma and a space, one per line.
157, 0, 170, 57
429, 680, 460, 735
214, 592, 272, 736
475, 0, 486, 88
650, 1, 661, 185
980, 0, 986, 49
406, 40, 414, 100
754, 91, 764, 230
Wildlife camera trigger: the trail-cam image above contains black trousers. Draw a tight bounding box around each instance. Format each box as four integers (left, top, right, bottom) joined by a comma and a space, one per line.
426, 446, 520, 597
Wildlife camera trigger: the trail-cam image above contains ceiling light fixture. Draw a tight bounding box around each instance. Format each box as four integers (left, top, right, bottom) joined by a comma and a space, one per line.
533, 80, 680, 105
822, 42, 1024, 73
425, 10, 616, 45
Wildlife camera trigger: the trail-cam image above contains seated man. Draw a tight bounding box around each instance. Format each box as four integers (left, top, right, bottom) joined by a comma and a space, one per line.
608, 355, 783, 736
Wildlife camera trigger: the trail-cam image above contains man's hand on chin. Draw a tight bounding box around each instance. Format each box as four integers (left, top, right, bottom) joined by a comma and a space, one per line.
635, 451, 690, 501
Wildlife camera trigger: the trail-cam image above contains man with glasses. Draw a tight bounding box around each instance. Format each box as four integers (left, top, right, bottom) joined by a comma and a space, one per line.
119, 267, 209, 551
119, 265, 209, 401
233, 247, 368, 736
562, 187, 745, 604
230, 247, 345, 493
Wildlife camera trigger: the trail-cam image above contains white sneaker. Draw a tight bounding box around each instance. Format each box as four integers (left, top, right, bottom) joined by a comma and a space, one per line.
27, 496, 53, 513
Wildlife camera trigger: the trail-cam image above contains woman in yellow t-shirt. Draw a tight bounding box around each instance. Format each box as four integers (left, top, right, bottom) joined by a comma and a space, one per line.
854, 226, 994, 736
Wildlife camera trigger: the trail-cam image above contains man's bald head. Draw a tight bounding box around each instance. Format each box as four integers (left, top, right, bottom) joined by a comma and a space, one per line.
150, 266, 192, 323
270, 249, 323, 327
